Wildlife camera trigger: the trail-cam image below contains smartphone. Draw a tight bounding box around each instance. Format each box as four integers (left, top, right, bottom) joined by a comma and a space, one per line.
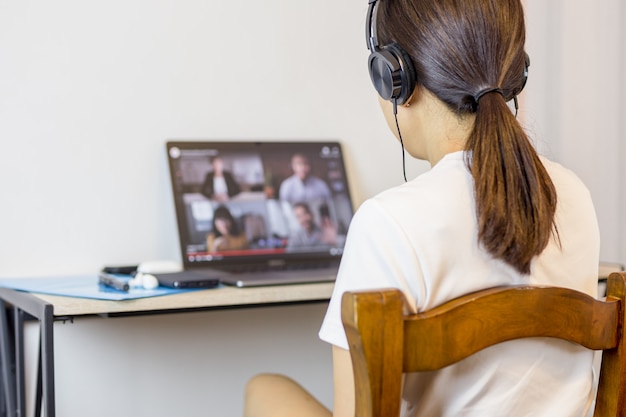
102, 265, 138, 275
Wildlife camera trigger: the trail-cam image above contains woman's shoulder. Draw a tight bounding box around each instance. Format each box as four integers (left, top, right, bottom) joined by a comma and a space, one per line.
374, 152, 471, 208
540, 156, 593, 198
352, 154, 474, 235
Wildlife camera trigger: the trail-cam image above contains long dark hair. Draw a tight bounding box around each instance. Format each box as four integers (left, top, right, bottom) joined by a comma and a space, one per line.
378, 0, 558, 274
212, 205, 241, 237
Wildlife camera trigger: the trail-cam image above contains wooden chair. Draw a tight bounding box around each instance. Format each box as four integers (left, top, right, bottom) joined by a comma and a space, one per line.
341, 272, 626, 417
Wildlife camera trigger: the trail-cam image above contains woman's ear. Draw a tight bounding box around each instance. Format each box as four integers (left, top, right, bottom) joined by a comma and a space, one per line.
403, 85, 420, 108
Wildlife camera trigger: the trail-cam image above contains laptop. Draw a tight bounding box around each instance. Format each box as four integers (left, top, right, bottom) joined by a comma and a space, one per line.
166, 140, 355, 287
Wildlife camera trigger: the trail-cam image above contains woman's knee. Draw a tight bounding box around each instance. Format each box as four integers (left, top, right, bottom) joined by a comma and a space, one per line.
245, 373, 300, 398
244, 373, 301, 417
244, 373, 331, 417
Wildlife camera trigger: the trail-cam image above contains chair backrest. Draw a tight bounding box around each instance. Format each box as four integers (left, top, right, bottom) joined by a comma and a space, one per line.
341, 272, 626, 417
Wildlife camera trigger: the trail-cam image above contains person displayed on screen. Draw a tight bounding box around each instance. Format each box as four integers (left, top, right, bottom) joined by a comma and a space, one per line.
278, 153, 331, 204
206, 205, 249, 253
201, 156, 241, 202
243, 0, 600, 416
287, 202, 337, 250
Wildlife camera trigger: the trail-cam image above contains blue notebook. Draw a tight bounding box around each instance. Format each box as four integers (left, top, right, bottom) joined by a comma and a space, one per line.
0, 275, 208, 301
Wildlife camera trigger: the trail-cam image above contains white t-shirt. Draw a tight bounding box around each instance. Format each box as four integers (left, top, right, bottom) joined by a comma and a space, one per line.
319, 151, 600, 417
213, 176, 228, 196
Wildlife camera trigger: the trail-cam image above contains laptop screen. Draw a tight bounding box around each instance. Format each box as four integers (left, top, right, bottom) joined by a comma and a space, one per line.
166, 141, 355, 271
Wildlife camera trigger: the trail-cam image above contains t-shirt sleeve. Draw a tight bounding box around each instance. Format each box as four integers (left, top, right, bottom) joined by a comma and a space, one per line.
318, 198, 425, 349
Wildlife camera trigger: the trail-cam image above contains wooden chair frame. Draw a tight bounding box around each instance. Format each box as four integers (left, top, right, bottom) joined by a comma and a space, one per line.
342, 272, 626, 417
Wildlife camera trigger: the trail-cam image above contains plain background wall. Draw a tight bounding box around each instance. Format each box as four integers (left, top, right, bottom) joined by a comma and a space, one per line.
523, 0, 625, 264
0, 0, 623, 416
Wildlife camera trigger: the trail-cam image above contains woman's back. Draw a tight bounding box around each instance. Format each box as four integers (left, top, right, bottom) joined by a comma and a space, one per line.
319, 151, 599, 416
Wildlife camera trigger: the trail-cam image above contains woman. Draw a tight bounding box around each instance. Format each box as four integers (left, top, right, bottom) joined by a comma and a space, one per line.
245, 0, 599, 416
201, 156, 241, 202
206, 205, 249, 253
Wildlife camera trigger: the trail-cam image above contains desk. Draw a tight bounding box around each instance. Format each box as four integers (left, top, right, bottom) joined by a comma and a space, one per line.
2, 261, 622, 417
0, 282, 334, 417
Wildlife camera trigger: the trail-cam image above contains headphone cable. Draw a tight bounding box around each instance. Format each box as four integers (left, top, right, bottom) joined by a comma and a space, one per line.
393, 100, 408, 182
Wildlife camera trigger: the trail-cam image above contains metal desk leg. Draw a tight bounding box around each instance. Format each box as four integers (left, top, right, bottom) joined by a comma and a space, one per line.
0, 300, 16, 417
34, 344, 42, 417
0, 289, 56, 417
39, 304, 54, 417
13, 309, 26, 416
29, 304, 55, 417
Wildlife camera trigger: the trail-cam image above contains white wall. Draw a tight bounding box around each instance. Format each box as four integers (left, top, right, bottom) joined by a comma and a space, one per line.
523, 0, 625, 263
1, 1, 624, 416
1, 1, 413, 416
620, 0, 626, 264
0, 0, 421, 279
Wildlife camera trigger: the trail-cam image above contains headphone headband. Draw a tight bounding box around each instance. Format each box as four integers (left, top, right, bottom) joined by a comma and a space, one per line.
365, 0, 378, 52
365, 0, 529, 112
365, 0, 416, 110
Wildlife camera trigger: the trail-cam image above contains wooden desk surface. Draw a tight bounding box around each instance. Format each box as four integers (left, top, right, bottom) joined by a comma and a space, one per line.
30, 282, 335, 317
7, 262, 621, 318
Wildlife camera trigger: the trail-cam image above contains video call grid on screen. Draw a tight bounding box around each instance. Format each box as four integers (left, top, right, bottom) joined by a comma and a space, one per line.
166, 141, 355, 267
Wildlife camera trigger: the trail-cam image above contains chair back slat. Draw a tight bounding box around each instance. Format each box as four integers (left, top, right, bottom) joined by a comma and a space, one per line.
403, 285, 620, 371
342, 272, 626, 417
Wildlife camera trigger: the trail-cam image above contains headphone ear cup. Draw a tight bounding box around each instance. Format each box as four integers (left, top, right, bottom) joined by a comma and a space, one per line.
387, 43, 416, 104
368, 42, 417, 105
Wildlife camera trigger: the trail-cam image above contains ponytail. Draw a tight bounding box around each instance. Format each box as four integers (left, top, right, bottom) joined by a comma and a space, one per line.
465, 94, 558, 274
378, 0, 555, 273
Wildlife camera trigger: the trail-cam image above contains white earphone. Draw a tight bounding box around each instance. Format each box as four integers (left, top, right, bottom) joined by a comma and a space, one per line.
129, 272, 159, 290
128, 260, 182, 290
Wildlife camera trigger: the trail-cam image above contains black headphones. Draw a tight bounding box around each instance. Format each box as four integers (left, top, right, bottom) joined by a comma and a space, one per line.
365, 0, 530, 109
365, 0, 416, 108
